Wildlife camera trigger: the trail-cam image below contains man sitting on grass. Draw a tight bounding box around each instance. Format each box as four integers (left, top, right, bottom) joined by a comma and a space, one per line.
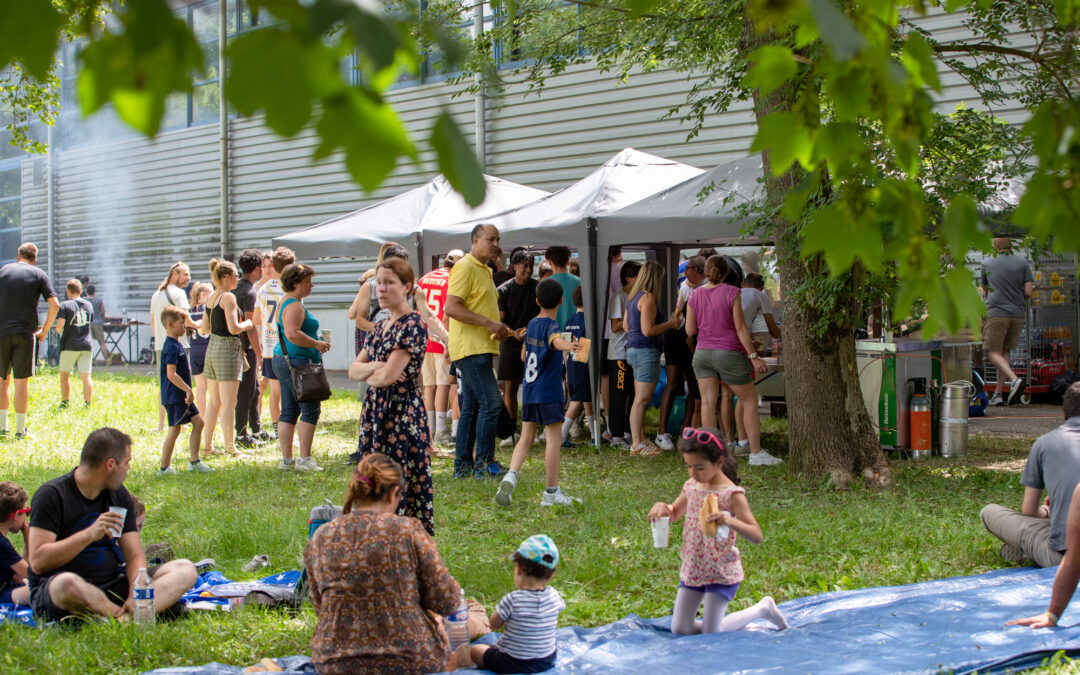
26, 428, 197, 623
981, 382, 1080, 567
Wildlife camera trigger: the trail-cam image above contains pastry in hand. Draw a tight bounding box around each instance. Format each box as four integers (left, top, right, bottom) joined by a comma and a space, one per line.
700, 493, 719, 538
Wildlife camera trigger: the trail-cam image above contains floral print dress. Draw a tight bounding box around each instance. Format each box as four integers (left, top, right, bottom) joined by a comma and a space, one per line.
359, 312, 434, 534
679, 479, 745, 587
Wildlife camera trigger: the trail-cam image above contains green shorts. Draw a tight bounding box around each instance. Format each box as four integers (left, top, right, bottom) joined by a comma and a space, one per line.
692, 348, 752, 385
59, 350, 92, 374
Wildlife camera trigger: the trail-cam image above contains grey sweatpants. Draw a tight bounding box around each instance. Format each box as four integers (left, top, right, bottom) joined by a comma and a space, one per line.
980, 503, 1064, 568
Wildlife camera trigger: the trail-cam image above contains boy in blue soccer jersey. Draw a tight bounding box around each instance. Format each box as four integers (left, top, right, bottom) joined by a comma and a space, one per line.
495, 279, 582, 508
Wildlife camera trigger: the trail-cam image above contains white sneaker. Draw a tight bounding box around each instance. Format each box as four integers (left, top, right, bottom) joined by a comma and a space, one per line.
295, 456, 323, 472
541, 487, 582, 506
278, 458, 296, 471
157, 465, 176, 476
188, 460, 213, 473
654, 433, 675, 451
748, 449, 783, 466
495, 477, 516, 507
500, 434, 517, 448
434, 429, 453, 446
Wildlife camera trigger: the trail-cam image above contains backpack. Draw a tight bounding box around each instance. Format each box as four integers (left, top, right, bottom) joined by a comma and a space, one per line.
297, 499, 344, 605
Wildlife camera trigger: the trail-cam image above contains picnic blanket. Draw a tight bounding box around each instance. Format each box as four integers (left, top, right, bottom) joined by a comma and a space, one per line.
0, 570, 301, 627
140, 566, 1080, 674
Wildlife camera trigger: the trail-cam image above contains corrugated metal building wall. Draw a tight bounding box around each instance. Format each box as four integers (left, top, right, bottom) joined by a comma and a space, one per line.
18, 13, 1034, 368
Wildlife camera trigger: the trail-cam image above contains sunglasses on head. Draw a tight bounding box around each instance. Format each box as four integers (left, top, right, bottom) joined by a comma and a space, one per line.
8, 507, 29, 519
681, 427, 725, 452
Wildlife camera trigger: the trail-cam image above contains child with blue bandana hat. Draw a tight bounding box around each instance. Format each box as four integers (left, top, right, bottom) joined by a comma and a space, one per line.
455, 534, 565, 673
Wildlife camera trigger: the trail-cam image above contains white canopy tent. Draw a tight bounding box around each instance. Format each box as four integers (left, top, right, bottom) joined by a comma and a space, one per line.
272, 174, 550, 262
418, 148, 706, 257
420, 151, 778, 447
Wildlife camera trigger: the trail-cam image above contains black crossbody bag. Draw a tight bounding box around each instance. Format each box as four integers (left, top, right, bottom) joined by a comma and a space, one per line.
278, 304, 331, 403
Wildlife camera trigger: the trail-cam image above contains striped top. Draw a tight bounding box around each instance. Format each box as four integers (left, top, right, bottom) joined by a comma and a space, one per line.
495, 586, 565, 660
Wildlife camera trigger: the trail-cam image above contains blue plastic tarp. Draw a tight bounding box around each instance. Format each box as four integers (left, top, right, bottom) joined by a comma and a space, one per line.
142, 566, 1080, 674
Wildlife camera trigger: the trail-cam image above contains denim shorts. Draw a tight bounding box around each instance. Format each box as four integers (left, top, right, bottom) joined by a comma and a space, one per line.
692, 348, 752, 385
626, 347, 662, 384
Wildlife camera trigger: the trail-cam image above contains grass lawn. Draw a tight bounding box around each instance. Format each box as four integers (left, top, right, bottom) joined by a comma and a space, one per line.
0, 368, 1046, 673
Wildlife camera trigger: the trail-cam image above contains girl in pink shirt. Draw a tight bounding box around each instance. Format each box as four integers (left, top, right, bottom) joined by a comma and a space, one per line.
647, 427, 788, 634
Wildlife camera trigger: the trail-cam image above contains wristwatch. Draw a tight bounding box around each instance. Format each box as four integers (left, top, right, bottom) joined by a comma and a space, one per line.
748, 352, 759, 360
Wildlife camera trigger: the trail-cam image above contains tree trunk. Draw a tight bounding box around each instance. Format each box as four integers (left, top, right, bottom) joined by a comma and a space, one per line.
740, 19, 891, 488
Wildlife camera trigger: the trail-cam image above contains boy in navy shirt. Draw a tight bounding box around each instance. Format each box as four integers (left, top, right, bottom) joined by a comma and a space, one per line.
561, 286, 594, 447
0, 481, 30, 606
496, 279, 582, 508
159, 307, 212, 474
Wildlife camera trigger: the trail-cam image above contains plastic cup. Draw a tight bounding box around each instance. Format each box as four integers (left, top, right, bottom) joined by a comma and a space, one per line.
716, 525, 730, 540
651, 517, 670, 548
318, 328, 332, 344
107, 506, 127, 538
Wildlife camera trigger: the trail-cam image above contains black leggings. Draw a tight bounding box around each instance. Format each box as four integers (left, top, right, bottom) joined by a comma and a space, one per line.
608, 359, 635, 438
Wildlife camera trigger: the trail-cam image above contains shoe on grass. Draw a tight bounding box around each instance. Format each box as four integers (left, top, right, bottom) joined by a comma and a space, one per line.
654, 433, 675, 451
474, 461, 508, 480
188, 460, 213, 473
295, 456, 323, 472
58, 400, 69, 410
607, 437, 630, 451
541, 487, 582, 506
194, 558, 216, 574
255, 430, 272, 443
1007, 377, 1026, 405
500, 434, 517, 448
1000, 543, 1024, 564
236, 434, 259, 450
242, 554, 269, 573
749, 449, 783, 466
989, 393, 1004, 406
433, 429, 453, 446
495, 477, 516, 507
157, 465, 176, 475
278, 458, 295, 470
562, 438, 572, 449
733, 440, 751, 457
453, 463, 474, 479
343, 450, 362, 466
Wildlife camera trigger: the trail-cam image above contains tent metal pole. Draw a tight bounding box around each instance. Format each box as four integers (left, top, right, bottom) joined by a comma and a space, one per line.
587, 217, 601, 447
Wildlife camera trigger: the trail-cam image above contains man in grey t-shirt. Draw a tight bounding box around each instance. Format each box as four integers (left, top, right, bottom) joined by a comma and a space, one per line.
981, 383, 1080, 566
980, 237, 1033, 405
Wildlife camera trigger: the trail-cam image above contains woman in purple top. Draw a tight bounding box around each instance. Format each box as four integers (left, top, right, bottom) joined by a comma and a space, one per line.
685, 256, 781, 466
625, 261, 682, 457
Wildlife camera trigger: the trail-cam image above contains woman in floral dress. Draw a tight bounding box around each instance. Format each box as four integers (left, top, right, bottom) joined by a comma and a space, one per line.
348, 258, 434, 534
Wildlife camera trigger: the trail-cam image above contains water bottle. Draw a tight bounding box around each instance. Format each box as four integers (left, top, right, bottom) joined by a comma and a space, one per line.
133, 567, 154, 627
446, 590, 468, 651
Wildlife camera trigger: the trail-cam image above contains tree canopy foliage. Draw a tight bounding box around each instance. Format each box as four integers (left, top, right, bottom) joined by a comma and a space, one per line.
0, 0, 486, 203
462, 0, 1078, 338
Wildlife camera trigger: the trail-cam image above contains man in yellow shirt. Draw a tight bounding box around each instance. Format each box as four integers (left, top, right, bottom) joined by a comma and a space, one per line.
446, 224, 512, 479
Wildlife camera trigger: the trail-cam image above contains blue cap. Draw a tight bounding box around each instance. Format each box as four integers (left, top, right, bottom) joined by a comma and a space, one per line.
513, 534, 559, 569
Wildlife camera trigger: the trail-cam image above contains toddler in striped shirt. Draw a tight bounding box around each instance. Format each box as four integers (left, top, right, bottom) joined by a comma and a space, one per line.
457, 534, 565, 673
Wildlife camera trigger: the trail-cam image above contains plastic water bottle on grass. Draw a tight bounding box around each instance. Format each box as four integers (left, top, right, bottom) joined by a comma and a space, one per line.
446, 590, 468, 651
133, 567, 154, 627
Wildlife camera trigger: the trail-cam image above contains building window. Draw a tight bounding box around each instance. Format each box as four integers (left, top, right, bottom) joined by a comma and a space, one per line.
0, 103, 27, 265
60, 0, 265, 147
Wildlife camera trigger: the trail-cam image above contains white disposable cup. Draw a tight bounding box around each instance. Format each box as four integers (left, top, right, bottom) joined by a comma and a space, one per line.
107, 506, 127, 538
716, 525, 730, 540
651, 517, 670, 548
